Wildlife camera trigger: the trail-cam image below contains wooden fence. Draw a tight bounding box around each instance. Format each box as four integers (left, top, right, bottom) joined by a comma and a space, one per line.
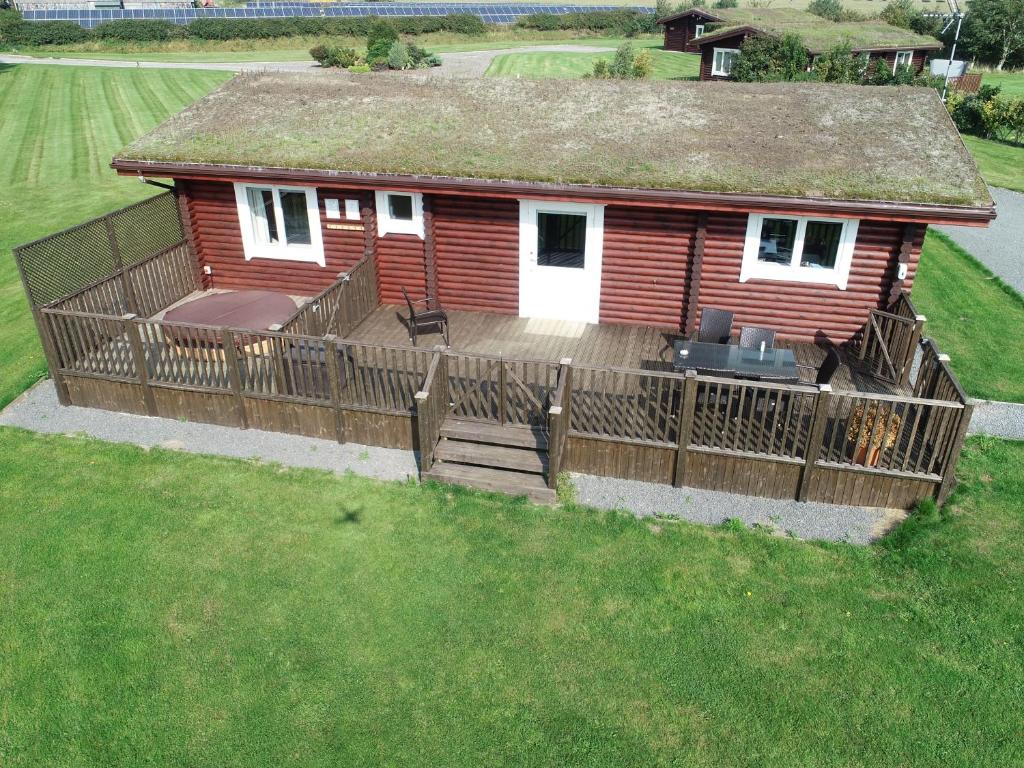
278, 254, 378, 338
852, 292, 924, 386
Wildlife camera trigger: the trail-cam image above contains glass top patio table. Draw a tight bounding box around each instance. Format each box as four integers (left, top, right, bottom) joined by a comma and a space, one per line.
671, 339, 799, 382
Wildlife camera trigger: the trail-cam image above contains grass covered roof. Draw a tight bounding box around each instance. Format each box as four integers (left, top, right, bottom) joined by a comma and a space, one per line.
708, 8, 942, 52
116, 72, 990, 207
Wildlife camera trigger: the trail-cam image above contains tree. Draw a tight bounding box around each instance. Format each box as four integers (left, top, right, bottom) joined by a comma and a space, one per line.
813, 42, 869, 83
960, 0, 1024, 70
366, 20, 398, 64
807, 0, 844, 22
730, 34, 809, 81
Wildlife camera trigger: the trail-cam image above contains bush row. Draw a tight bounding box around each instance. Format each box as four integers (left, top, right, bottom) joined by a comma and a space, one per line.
948, 86, 1024, 147
516, 10, 657, 36
0, 10, 487, 46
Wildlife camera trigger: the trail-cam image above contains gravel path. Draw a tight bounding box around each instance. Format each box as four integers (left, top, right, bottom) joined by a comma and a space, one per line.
968, 399, 1024, 440
0, 45, 613, 78
938, 186, 1024, 295
0, 381, 418, 482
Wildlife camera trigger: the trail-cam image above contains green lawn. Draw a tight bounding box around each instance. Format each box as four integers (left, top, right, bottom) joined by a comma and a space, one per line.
0, 64, 230, 410
913, 230, 1024, 403
982, 69, 1024, 99
487, 43, 700, 80
0, 426, 1021, 765
961, 134, 1024, 193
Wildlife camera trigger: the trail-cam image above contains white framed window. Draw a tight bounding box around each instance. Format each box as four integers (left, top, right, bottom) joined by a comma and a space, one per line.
694, 24, 705, 37
893, 50, 913, 73
740, 214, 859, 289
375, 190, 424, 239
712, 48, 739, 77
233, 183, 324, 266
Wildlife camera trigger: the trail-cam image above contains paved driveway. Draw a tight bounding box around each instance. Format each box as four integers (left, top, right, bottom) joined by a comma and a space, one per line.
938, 186, 1024, 295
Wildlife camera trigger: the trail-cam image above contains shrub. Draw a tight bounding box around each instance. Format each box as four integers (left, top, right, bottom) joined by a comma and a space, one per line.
590, 42, 651, 79
0, 8, 24, 44
731, 33, 808, 81
10, 20, 90, 46
387, 41, 410, 70
347, 63, 371, 73
714, 0, 738, 8
440, 13, 485, 35
609, 41, 637, 78
814, 42, 869, 83
632, 49, 653, 79
309, 44, 357, 68
93, 19, 182, 42
947, 84, 1001, 136
517, 10, 656, 35
983, 97, 1024, 144
591, 58, 611, 78
807, 0, 844, 21
366, 19, 398, 62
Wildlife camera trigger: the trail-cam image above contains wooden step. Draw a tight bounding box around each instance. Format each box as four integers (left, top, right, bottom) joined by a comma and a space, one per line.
436, 440, 547, 474
441, 419, 548, 450
426, 461, 556, 504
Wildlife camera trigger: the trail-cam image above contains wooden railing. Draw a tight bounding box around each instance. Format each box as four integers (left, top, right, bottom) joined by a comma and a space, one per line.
546, 358, 573, 489
414, 348, 450, 472
854, 292, 925, 386
279, 255, 378, 338
35, 300, 975, 508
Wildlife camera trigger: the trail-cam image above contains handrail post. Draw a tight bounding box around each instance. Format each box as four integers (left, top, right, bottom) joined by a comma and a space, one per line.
498, 355, 508, 426
798, 383, 832, 502
122, 313, 157, 417
414, 347, 445, 473
221, 328, 249, 429
34, 307, 71, 405
323, 334, 347, 444
673, 369, 699, 488
902, 314, 926, 387
547, 358, 573, 490
105, 215, 140, 316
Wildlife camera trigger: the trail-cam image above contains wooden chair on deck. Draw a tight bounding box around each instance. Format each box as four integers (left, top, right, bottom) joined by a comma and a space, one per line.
401, 287, 450, 347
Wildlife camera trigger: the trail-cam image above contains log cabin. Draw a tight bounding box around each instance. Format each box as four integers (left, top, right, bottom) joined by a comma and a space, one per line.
15, 72, 993, 506
656, 8, 942, 80
110, 72, 991, 344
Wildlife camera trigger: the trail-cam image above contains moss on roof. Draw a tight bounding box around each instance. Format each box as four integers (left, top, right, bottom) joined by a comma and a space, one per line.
116, 72, 990, 207
708, 7, 942, 52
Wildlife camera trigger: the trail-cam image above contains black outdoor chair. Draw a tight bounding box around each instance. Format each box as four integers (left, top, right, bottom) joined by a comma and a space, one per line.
738, 325, 777, 350
694, 307, 734, 344
797, 346, 842, 386
401, 286, 450, 347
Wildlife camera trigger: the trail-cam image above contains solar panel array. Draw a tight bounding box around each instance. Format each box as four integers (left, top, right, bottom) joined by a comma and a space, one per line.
23, 3, 654, 28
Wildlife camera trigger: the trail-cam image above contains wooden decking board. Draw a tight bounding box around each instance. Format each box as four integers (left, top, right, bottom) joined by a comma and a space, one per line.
435, 440, 548, 474
441, 419, 549, 449
426, 462, 556, 504
347, 306, 902, 396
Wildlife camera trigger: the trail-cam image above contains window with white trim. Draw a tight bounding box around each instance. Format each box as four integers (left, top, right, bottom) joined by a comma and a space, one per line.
233, 183, 324, 266
375, 191, 424, 239
740, 214, 859, 289
893, 50, 913, 72
694, 24, 705, 37
712, 48, 739, 77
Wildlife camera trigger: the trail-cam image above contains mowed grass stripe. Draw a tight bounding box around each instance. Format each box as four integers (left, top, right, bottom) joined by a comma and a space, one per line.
0, 65, 230, 410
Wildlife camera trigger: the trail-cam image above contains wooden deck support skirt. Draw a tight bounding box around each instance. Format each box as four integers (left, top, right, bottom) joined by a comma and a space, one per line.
15, 195, 974, 511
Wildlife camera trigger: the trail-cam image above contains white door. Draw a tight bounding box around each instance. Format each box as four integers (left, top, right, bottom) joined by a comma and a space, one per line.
518, 200, 604, 323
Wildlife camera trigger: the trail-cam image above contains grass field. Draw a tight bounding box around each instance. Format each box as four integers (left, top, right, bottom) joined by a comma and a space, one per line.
0, 64, 230, 410
912, 231, 1024, 402
14, 32, 663, 63
981, 69, 1024, 99
487, 41, 700, 80
962, 135, 1024, 193
0, 426, 1021, 766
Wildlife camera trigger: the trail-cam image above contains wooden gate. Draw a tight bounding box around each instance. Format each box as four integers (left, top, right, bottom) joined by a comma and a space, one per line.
446, 352, 560, 428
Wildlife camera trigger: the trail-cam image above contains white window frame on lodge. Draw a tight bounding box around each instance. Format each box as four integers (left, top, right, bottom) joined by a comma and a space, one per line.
740, 213, 859, 289
712, 47, 739, 77
375, 190, 425, 239
233, 183, 324, 266
893, 50, 914, 73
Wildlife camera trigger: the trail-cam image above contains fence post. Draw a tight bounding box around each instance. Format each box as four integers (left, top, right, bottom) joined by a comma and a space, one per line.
414, 348, 444, 473
673, 370, 699, 488
936, 400, 974, 507
798, 383, 832, 502
34, 309, 71, 405
323, 334, 347, 444
220, 329, 249, 429
547, 358, 573, 490
267, 325, 290, 397
498, 355, 508, 426
122, 314, 157, 417
900, 314, 926, 387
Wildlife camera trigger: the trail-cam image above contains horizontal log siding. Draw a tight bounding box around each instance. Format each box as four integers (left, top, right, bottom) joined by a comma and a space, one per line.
376, 233, 427, 304
433, 195, 519, 314
182, 180, 364, 295
697, 214, 922, 343
600, 206, 693, 328
699, 32, 748, 80
663, 18, 703, 53
872, 49, 931, 74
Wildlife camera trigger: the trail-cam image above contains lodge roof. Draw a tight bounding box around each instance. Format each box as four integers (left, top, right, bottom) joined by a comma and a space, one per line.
115, 71, 990, 209
663, 7, 942, 53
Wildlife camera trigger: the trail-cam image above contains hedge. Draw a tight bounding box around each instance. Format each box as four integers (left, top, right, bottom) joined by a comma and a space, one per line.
516, 10, 657, 35
0, 11, 487, 45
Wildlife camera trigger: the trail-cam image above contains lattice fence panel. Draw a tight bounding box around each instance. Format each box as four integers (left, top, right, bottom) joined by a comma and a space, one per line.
110, 193, 184, 267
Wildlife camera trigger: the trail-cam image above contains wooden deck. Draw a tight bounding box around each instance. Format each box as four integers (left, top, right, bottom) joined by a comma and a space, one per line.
346, 305, 904, 395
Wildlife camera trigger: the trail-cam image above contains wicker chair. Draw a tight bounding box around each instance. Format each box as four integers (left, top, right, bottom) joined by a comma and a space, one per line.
739, 325, 776, 350
694, 307, 734, 344
401, 287, 450, 347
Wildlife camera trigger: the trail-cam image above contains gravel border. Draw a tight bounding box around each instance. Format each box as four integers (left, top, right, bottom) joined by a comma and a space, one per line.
967, 399, 1024, 440
0, 381, 418, 482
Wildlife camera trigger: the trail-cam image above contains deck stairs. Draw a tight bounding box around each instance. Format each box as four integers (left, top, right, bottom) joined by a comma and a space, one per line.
425, 419, 556, 504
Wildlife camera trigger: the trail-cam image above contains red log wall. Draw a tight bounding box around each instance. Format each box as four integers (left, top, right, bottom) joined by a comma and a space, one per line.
180, 180, 921, 343
698, 32, 749, 80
